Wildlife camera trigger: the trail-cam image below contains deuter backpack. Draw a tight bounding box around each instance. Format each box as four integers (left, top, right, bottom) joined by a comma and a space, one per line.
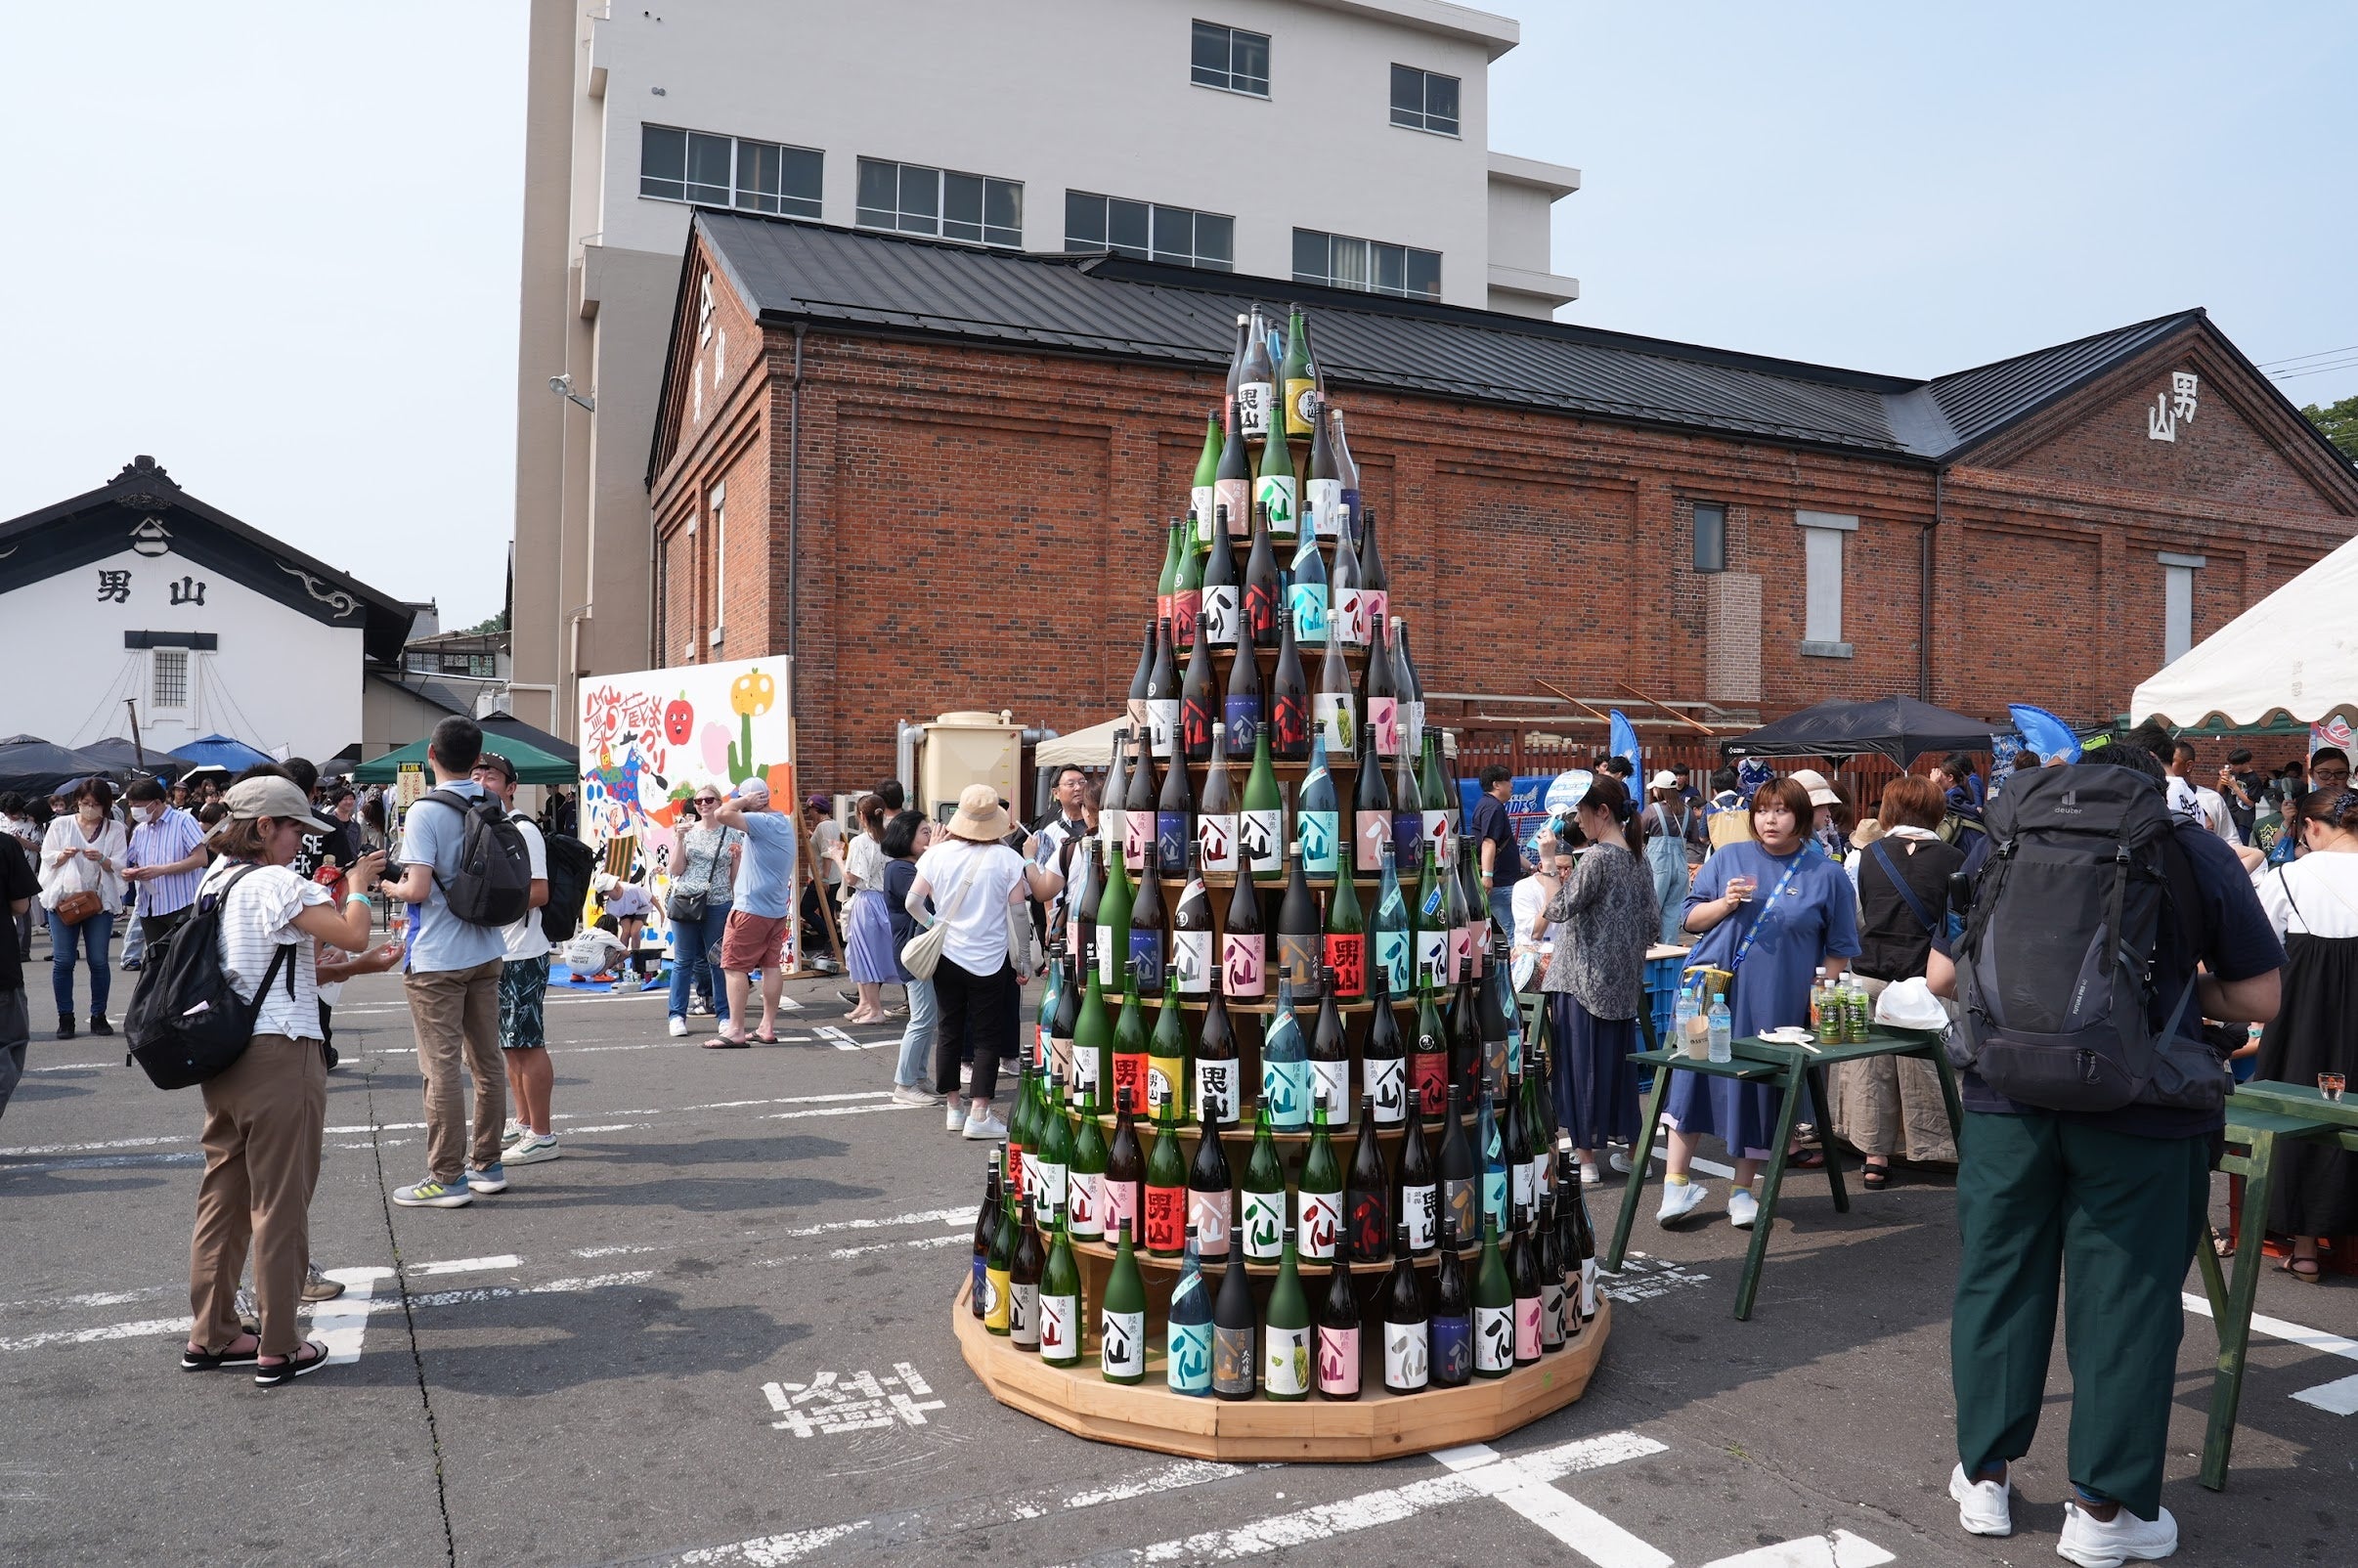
1946, 762, 2225, 1114
124, 864, 294, 1090
422, 789, 534, 927
539, 829, 597, 943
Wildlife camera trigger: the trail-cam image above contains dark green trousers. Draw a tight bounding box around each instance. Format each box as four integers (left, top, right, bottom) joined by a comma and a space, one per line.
1951, 1109, 2207, 1520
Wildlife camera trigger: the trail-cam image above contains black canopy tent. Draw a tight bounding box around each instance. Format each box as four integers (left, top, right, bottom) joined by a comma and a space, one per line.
1720, 697, 1997, 765
77, 736, 197, 778
0, 735, 114, 796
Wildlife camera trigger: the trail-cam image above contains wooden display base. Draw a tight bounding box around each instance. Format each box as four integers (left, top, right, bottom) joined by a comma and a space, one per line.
952, 1279, 1611, 1461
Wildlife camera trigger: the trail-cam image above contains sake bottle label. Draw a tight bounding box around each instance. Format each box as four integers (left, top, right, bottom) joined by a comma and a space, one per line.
1021, 1149, 1044, 1207
1145, 1185, 1186, 1252
1102, 1309, 1146, 1378
1035, 1159, 1068, 1218
1412, 1053, 1449, 1118
1242, 1189, 1285, 1260
1323, 932, 1364, 997
1511, 1160, 1535, 1216
1415, 930, 1448, 991
1421, 809, 1449, 856
1313, 692, 1354, 755
1515, 1297, 1543, 1363
1370, 697, 1399, 757
1009, 1281, 1038, 1348
1483, 1171, 1507, 1235
1157, 811, 1189, 872
1264, 1324, 1311, 1397
1214, 478, 1250, 537
1368, 1056, 1409, 1125
1149, 698, 1180, 759
1580, 1257, 1598, 1319
1384, 1321, 1429, 1390
1213, 1324, 1255, 1395
1104, 1178, 1138, 1242
1169, 1321, 1212, 1392
1261, 1059, 1307, 1128
1130, 933, 1165, 994
1188, 1188, 1231, 1255
1431, 1314, 1470, 1384
1113, 1055, 1147, 1112
1124, 812, 1153, 875
1306, 478, 1342, 538
1069, 1171, 1103, 1239
1222, 932, 1264, 997
1308, 1061, 1351, 1125
1288, 581, 1329, 644
1348, 1191, 1387, 1261
1201, 584, 1241, 647
1039, 1291, 1076, 1360
1374, 930, 1411, 996
1365, 588, 1389, 631
971, 1251, 988, 1300
1070, 1043, 1101, 1100
1237, 382, 1274, 440
1254, 475, 1297, 538
1191, 486, 1215, 541
1287, 380, 1319, 434
984, 1265, 1011, 1331
1354, 810, 1391, 874
1333, 587, 1367, 646
1299, 810, 1339, 876
1197, 812, 1237, 874
1238, 809, 1281, 872
1442, 1177, 1478, 1243
1275, 933, 1320, 992
1475, 1304, 1514, 1374
1299, 1188, 1342, 1259
1146, 1057, 1183, 1118
1401, 1181, 1438, 1251
1173, 589, 1201, 650
1317, 1324, 1362, 1397
1173, 930, 1212, 994
1541, 1283, 1566, 1348
1449, 928, 1474, 985
1195, 1058, 1236, 1124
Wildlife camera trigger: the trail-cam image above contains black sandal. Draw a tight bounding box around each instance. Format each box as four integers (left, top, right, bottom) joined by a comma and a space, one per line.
1861, 1161, 1891, 1190
1786, 1147, 1827, 1170
253, 1339, 330, 1387
180, 1338, 260, 1372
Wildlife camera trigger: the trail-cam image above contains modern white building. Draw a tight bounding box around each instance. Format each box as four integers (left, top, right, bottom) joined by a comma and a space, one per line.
0, 457, 417, 764
510, 0, 1582, 736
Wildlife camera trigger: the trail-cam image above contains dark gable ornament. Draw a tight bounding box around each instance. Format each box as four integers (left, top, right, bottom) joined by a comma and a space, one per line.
109, 454, 181, 512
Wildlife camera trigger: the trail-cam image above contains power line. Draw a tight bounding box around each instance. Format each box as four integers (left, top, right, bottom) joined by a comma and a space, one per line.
2270, 359, 2358, 383
2255, 343, 2358, 370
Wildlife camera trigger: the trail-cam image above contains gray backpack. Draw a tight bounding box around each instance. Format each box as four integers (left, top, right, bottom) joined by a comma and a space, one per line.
1946, 763, 2225, 1114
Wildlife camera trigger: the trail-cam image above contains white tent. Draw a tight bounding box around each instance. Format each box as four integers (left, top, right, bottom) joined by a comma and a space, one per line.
2131, 534, 2358, 728
1034, 716, 1126, 771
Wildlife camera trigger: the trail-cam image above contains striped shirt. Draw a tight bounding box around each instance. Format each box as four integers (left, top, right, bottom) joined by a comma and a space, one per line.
198, 859, 332, 1041
128, 806, 207, 918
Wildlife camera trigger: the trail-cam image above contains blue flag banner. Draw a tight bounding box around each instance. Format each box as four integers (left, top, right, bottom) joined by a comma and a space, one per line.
1607, 710, 1641, 775
2007, 704, 2082, 763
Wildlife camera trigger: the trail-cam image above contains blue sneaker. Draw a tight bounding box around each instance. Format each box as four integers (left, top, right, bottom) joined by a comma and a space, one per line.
464, 1162, 508, 1194
393, 1178, 472, 1208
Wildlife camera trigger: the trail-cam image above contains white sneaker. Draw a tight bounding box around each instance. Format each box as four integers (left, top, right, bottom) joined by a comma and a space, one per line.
668, 1015, 688, 1037
1607, 1150, 1634, 1174
1948, 1464, 2013, 1538
1727, 1187, 1761, 1229
2057, 1501, 2177, 1567
962, 1111, 1008, 1141
1656, 1180, 1707, 1225
505, 1133, 561, 1165
947, 1099, 970, 1134
892, 1083, 939, 1107
1580, 1161, 1603, 1187
502, 1117, 526, 1145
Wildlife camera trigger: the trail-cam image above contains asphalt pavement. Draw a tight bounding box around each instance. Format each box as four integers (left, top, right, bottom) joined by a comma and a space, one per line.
2, 968, 2352, 1568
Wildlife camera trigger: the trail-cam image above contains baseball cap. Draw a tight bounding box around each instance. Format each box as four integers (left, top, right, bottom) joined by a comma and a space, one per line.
1649, 770, 1680, 792
216, 775, 336, 836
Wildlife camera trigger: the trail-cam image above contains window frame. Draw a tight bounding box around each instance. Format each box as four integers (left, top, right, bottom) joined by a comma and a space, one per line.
1796, 510, 1857, 658
1290, 228, 1442, 301
152, 648, 190, 711
2160, 551, 2205, 664
709, 482, 728, 650
856, 157, 1024, 248
1388, 64, 1462, 137
1191, 20, 1271, 98
1691, 502, 1727, 575
640, 124, 821, 219
1064, 191, 1235, 271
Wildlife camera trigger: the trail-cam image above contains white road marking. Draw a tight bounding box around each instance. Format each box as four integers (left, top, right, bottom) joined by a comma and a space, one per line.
816, 1025, 869, 1051
761, 1103, 921, 1123
672, 1520, 869, 1567
573, 1243, 661, 1258
1048, 1431, 1667, 1567
412, 1255, 521, 1276
1600, 1252, 1714, 1303
1432, 1440, 1673, 1568
781, 1206, 967, 1238
314, 1267, 393, 1364
824, 1233, 967, 1260
2292, 1372, 2358, 1416
1063, 1460, 1249, 1510
0, 1133, 191, 1157
2184, 1288, 2358, 1413
1696, 1531, 1895, 1568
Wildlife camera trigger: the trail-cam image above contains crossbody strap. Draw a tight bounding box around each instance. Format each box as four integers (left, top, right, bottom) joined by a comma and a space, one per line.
1868, 840, 1940, 935
1728, 849, 1816, 972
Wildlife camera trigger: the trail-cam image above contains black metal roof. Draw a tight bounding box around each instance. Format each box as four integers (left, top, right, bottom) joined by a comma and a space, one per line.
689, 212, 2236, 468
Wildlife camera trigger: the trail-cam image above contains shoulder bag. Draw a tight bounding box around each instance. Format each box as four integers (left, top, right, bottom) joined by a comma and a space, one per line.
898, 852, 990, 981
667, 830, 722, 923
49, 829, 105, 926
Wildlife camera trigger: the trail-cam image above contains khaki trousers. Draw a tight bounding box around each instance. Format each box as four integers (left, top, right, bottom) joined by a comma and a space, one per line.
188, 1034, 328, 1357
1831, 974, 1960, 1163
405, 959, 506, 1184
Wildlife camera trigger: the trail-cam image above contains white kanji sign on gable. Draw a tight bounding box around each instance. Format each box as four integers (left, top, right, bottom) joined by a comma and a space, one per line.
762, 1363, 943, 1437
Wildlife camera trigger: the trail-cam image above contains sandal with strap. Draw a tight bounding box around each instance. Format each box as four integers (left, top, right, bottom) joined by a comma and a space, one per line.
181, 1336, 260, 1372
1860, 1161, 1891, 1190
2281, 1257, 2323, 1285
254, 1339, 331, 1387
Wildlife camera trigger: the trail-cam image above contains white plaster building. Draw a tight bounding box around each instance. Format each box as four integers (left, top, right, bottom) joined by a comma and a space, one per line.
0, 457, 416, 764
510, 0, 1582, 735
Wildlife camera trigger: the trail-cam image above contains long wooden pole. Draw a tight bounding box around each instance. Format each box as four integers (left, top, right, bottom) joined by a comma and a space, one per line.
1532, 677, 1616, 729
1611, 678, 1717, 737
795, 812, 848, 974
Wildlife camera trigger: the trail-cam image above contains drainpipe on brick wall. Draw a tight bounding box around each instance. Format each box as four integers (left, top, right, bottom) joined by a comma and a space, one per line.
787, 323, 807, 729
1920, 468, 1943, 703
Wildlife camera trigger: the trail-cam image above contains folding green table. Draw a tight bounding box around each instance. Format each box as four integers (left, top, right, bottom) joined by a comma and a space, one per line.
1604, 1027, 1963, 1320
2192, 1078, 2358, 1491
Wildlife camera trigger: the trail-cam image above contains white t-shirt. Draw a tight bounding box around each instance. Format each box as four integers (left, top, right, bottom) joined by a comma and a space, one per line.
912, 838, 1027, 976
810, 817, 845, 887
843, 832, 885, 893
2256, 853, 2358, 939
200, 860, 333, 1042
503, 813, 550, 962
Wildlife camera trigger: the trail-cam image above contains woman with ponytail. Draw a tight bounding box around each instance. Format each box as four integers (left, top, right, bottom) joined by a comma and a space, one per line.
1525, 774, 1660, 1185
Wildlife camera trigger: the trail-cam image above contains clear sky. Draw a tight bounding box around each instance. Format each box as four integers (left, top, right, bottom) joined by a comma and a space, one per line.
2, 2, 2350, 633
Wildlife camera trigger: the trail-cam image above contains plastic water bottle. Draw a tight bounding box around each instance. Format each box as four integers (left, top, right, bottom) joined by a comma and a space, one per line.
1675, 982, 1701, 1059
1706, 992, 1732, 1064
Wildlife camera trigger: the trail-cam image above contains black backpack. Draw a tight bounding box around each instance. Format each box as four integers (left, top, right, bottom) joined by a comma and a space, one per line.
124, 864, 295, 1091
1946, 762, 2225, 1114
539, 830, 597, 943
422, 789, 534, 927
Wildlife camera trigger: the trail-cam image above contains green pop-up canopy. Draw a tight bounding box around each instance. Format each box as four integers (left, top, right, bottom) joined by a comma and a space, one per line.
354, 732, 577, 786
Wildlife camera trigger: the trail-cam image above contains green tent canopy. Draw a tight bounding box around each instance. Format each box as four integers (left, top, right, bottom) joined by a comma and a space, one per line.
353, 733, 577, 786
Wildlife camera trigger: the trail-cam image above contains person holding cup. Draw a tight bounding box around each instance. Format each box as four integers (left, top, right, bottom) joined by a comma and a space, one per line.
703, 778, 800, 1048
2251, 785, 2358, 1283
1658, 775, 1860, 1230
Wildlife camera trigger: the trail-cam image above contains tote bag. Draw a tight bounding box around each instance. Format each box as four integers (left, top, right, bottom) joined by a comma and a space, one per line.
898, 854, 987, 981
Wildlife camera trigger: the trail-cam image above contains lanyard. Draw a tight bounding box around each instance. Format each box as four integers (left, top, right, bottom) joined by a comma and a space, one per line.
1728, 848, 1817, 972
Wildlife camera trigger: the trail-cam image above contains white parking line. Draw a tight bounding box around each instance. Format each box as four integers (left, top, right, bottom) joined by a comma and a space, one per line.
2182, 1289, 2358, 1416
315, 1266, 393, 1364
1432, 1440, 1673, 1568
412, 1254, 521, 1276
1697, 1532, 1895, 1568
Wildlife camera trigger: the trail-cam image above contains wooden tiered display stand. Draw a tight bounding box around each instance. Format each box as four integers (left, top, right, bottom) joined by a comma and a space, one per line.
952, 392, 1611, 1459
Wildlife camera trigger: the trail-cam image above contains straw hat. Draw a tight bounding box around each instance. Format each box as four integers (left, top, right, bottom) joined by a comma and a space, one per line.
945, 783, 1011, 843
1789, 768, 1843, 808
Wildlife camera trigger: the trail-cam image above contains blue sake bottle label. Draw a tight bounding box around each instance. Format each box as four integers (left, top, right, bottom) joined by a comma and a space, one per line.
1169, 1321, 1213, 1392
1157, 811, 1189, 872
1130, 932, 1165, 993
1222, 695, 1261, 745
1483, 1171, 1507, 1233
1299, 810, 1338, 876
1431, 1315, 1471, 1383
1289, 582, 1329, 645
1262, 1060, 1309, 1129
1375, 931, 1412, 997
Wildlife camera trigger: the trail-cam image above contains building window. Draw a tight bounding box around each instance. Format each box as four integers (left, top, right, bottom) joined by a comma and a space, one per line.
856, 158, 1022, 247
1389, 65, 1461, 135
153, 649, 189, 709
1797, 511, 1857, 657
2160, 551, 2205, 664
1292, 229, 1441, 300
1065, 192, 1234, 270
641, 126, 820, 218
709, 483, 727, 649
1191, 21, 1270, 97
1692, 503, 1727, 574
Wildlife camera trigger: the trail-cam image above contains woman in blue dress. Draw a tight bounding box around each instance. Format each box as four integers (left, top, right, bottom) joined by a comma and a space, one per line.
1659, 775, 1859, 1232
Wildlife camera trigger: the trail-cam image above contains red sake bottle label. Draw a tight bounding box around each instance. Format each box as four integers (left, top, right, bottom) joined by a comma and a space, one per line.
1145, 1184, 1186, 1252
1113, 1052, 1148, 1111
1411, 1053, 1449, 1117
1324, 933, 1365, 999
1174, 588, 1201, 649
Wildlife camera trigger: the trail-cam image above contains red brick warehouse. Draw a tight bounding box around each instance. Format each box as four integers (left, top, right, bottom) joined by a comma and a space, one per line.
642, 214, 2358, 791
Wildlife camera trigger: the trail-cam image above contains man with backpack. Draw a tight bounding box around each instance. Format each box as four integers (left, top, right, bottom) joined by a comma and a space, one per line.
1937, 737, 2283, 1565
370, 717, 533, 1209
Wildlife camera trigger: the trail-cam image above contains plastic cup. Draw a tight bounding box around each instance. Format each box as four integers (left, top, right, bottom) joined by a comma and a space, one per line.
2321, 1072, 2347, 1103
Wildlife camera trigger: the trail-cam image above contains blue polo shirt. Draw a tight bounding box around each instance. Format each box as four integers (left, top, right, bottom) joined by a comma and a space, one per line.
731, 811, 799, 919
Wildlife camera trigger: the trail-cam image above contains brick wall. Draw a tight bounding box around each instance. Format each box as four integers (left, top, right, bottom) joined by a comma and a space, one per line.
646, 248, 2357, 791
